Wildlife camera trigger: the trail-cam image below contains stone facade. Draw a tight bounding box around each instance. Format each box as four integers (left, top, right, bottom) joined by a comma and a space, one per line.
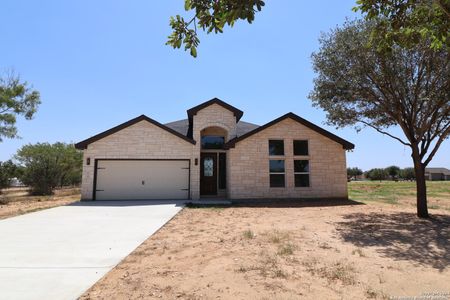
190, 104, 238, 199
80, 121, 195, 200
228, 118, 348, 199
78, 100, 351, 201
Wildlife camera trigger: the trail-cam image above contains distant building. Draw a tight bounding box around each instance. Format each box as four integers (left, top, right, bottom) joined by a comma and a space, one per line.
425, 168, 450, 181
9, 177, 25, 187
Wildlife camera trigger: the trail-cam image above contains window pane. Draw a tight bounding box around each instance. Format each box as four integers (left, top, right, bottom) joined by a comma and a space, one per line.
269, 160, 285, 173
269, 140, 284, 155
204, 157, 214, 176
219, 153, 226, 189
201, 136, 225, 149
270, 174, 285, 187
294, 160, 309, 173
295, 174, 310, 187
293, 140, 309, 156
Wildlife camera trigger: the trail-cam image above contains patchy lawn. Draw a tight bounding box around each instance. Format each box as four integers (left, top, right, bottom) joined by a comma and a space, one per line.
0, 187, 80, 219
80, 199, 450, 299
349, 181, 450, 210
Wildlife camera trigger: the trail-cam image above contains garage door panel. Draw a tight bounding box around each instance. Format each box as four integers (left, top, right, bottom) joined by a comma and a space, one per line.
95, 160, 189, 200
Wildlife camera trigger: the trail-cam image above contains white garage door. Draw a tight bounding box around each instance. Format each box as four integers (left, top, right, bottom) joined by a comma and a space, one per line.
95, 160, 189, 200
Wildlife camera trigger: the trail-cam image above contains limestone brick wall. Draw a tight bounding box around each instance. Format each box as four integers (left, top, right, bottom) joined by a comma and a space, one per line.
228, 118, 348, 199
191, 104, 238, 199
192, 104, 237, 142
81, 120, 195, 200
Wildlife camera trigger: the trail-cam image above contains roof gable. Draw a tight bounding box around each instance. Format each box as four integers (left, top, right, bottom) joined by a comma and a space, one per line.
224, 113, 355, 150
187, 98, 244, 122
425, 168, 450, 175
75, 115, 196, 149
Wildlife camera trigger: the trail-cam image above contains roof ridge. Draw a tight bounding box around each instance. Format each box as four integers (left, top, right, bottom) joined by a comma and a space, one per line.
225, 112, 354, 150
187, 98, 244, 122
75, 115, 196, 149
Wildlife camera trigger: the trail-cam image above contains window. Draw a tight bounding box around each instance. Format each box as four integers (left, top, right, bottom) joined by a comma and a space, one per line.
293, 140, 309, 156
219, 153, 226, 189
294, 160, 310, 187
270, 160, 285, 187
201, 136, 225, 149
203, 157, 214, 176
269, 140, 284, 155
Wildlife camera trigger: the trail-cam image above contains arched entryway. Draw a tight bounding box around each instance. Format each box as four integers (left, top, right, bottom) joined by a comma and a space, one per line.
200, 126, 228, 197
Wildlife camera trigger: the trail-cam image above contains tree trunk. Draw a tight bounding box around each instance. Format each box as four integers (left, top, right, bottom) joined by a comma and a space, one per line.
412, 150, 429, 218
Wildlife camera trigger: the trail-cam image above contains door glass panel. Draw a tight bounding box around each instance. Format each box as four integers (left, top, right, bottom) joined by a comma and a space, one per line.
204, 157, 214, 177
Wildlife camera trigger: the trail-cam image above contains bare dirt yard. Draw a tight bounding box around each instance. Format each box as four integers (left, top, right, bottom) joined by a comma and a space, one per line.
0, 187, 80, 219
80, 182, 450, 300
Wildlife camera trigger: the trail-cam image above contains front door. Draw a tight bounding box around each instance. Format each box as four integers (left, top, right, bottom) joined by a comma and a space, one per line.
200, 153, 217, 195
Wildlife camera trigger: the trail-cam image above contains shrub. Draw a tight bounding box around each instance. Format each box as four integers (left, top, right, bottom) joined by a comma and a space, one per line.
0, 160, 20, 192
399, 167, 416, 180
243, 229, 255, 239
365, 168, 388, 181
15, 143, 82, 195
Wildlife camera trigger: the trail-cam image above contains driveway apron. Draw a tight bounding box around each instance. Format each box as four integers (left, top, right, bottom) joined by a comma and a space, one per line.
0, 201, 183, 300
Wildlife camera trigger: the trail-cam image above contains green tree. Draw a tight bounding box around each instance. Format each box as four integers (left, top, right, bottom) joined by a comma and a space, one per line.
309, 20, 449, 218
168, 1, 449, 55
399, 168, 416, 180
366, 168, 389, 180
0, 72, 41, 141
399, 167, 416, 180
347, 167, 363, 178
385, 165, 401, 179
15, 143, 82, 195
0, 160, 19, 191
167, 0, 265, 57
59, 145, 83, 187
355, 0, 450, 50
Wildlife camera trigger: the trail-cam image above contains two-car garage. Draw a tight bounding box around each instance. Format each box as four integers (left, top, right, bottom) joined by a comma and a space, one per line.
94, 160, 190, 200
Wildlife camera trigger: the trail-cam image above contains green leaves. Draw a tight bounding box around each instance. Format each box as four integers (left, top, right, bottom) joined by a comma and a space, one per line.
0, 72, 41, 142
166, 15, 200, 57
166, 0, 265, 57
355, 0, 450, 51
0, 160, 19, 190
310, 18, 449, 162
15, 143, 82, 195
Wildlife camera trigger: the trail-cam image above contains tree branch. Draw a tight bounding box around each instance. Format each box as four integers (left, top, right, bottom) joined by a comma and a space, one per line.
435, 0, 450, 18
423, 124, 450, 166
0, 107, 12, 114
357, 119, 411, 146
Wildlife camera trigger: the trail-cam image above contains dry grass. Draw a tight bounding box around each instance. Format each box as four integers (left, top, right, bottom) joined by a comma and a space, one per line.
80, 198, 450, 300
79, 182, 450, 299
349, 181, 450, 210
0, 187, 80, 219
352, 248, 366, 257
242, 229, 255, 239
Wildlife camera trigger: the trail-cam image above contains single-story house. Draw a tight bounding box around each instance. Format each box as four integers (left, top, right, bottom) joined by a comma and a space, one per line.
75, 98, 354, 201
425, 168, 450, 181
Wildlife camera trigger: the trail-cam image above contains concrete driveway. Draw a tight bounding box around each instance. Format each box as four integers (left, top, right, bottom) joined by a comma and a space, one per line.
0, 201, 184, 300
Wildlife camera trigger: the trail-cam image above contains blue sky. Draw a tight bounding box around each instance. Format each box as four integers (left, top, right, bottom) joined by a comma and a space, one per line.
1, 0, 448, 170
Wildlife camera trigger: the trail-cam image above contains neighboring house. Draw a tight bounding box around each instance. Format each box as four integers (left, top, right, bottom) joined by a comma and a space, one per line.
75, 98, 354, 201
9, 177, 25, 187
425, 168, 450, 181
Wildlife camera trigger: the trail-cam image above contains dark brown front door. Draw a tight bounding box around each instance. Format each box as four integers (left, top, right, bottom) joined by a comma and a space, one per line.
200, 153, 217, 195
